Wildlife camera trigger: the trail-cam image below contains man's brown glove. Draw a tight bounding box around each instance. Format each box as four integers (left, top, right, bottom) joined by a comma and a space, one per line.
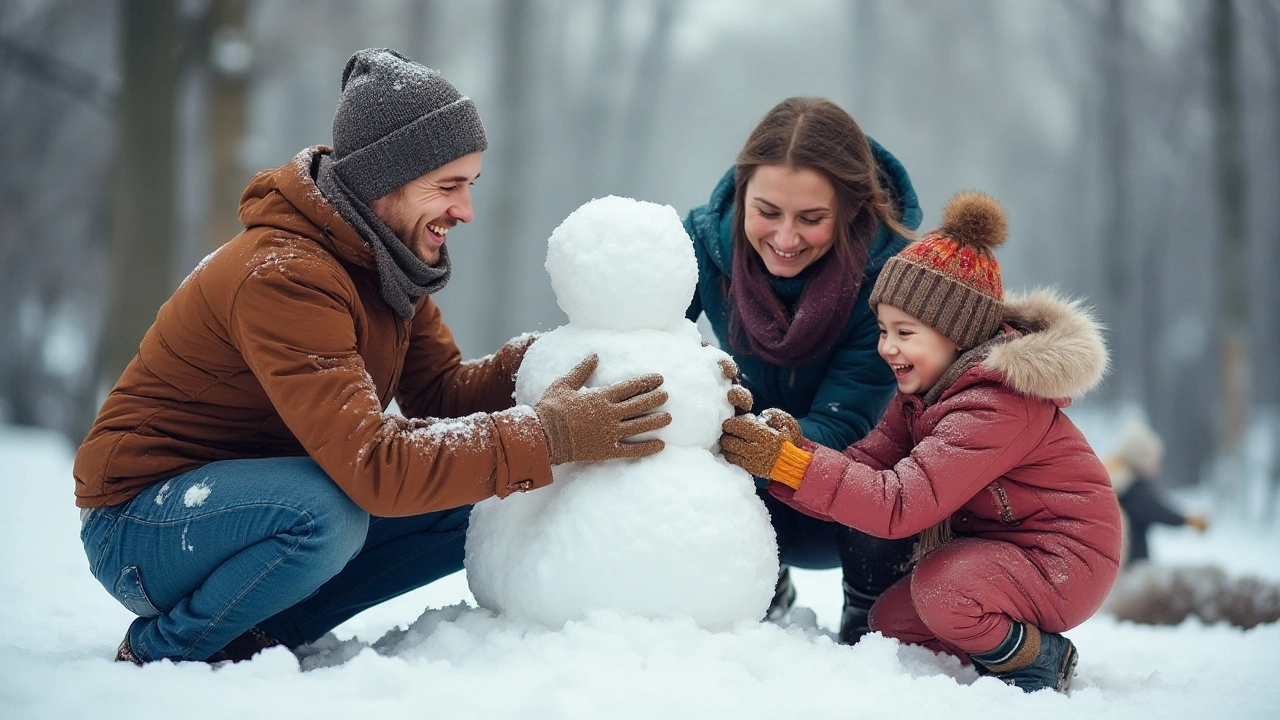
718, 357, 753, 415
534, 354, 672, 465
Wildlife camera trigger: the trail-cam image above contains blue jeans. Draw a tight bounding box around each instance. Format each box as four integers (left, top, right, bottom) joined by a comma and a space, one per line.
80, 457, 470, 662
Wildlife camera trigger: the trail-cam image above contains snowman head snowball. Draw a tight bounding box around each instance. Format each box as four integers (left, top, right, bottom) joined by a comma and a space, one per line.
546, 195, 698, 331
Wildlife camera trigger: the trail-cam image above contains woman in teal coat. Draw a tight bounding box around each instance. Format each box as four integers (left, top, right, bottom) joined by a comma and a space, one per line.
684, 97, 922, 642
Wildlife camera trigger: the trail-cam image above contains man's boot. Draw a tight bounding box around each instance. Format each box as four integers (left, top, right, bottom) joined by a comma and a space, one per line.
206, 626, 285, 663
114, 631, 144, 666
765, 565, 797, 623
970, 621, 1078, 693
113, 625, 284, 665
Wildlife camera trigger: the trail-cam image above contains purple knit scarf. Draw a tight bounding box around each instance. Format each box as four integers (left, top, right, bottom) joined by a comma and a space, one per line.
729, 243, 866, 367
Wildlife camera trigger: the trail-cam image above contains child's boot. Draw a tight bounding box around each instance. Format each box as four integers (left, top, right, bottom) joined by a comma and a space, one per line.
838, 579, 879, 645
969, 622, 1078, 693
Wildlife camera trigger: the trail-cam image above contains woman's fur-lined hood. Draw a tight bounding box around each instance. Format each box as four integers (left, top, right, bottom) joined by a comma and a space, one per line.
984, 289, 1109, 400
928, 289, 1109, 405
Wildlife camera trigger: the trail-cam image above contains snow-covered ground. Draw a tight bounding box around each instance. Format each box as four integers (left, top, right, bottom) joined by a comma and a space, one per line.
2, 423, 1278, 719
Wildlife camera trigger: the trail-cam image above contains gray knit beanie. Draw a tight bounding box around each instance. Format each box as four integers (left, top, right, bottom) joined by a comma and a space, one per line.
331, 48, 487, 203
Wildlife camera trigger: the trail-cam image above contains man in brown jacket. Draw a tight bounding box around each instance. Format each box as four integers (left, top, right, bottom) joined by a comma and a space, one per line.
75, 48, 672, 665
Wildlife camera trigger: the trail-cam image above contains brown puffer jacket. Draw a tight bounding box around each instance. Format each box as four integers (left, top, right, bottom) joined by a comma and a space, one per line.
74, 146, 553, 516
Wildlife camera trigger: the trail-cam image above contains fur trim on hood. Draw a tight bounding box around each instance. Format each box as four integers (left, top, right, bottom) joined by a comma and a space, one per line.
985, 289, 1109, 400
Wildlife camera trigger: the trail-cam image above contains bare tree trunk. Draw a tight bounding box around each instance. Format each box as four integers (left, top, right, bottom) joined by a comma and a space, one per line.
1209, 0, 1250, 510
486, 0, 533, 351
1253, 0, 1280, 521
616, 0, 676, 198
1100, 0, 1135, 404
1255, 0, 1280, 409
103, 0, 181, 388
849, 0, 880, 128
575, 0, 623, 193
204, 0, 251, 252
1211, 0, 1248, 447
408, 0, 435, 67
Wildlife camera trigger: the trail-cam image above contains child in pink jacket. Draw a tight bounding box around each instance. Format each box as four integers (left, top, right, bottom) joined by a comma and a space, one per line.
720, 191, 1122, 693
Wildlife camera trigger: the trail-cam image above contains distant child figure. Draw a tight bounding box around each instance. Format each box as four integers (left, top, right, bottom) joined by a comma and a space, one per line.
720, 192, 1123, 693
1105, 419, 1209, 566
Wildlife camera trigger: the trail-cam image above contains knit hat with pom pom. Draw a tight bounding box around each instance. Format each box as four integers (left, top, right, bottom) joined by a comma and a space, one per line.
869, 191, 1007, 349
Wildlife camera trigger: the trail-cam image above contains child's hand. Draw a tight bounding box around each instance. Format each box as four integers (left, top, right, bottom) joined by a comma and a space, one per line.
760, 408, 803, 447
720, 409, 803, 479
1185, 514, 1210, 533
720, 414, 784, 477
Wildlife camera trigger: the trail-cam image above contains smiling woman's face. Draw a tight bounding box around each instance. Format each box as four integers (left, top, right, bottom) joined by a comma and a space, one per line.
742, 164, 837, 278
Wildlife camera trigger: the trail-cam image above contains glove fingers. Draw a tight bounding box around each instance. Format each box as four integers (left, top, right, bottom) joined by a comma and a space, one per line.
558, 354, 599, 391
728, 386, 753, 413
761, 409, 801, 445
617, 411, 672, 440
718, 435, 756, 458
603, 372, 665, 402
614, 387, 669, 419
721, 449, 751, 471
721, 449, 763, 477
718, 357, 738, 381
722, 415, 771, 443
614, 438, 665, 459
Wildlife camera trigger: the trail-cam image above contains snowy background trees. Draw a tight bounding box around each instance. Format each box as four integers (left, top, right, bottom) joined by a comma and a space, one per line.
2, 2, 1278, 518
4, 0, 1277, 511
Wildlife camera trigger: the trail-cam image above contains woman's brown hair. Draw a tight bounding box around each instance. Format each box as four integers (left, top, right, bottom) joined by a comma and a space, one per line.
731, 97, 914, 269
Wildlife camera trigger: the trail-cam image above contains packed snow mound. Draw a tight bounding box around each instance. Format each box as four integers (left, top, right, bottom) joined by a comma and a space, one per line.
545, 195, 697, 331
465, 447, 777, 629
514, 322, 736, 449
6, 425, 1280, 718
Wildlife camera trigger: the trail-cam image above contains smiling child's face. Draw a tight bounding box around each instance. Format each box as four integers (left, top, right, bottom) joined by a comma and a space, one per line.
876, 303, 962, 395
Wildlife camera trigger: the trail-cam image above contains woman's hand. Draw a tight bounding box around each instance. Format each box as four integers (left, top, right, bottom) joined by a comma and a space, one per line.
718, 357, 753, 414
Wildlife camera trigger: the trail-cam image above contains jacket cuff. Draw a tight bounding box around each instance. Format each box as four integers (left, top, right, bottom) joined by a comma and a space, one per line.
789, 445, 845, 516
491, 406, 554, 497
769, 441, 813, 490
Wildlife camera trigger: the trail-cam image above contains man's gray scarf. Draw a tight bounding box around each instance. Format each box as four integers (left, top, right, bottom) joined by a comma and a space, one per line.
315, 155, 450, 320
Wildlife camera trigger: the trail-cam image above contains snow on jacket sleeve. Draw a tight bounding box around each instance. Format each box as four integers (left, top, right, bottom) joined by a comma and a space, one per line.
844, 394, 913, 471
227, 259, 552, 517
789, 390, 1044, 539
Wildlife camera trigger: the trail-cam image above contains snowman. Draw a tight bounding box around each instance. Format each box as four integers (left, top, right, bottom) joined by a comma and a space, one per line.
464, 195, 779, 630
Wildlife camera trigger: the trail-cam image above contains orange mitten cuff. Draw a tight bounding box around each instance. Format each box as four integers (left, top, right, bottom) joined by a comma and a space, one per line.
769, 441, 813, 490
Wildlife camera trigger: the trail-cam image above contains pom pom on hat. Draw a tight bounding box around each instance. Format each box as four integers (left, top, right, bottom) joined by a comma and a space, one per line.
939, 191, 1007, 251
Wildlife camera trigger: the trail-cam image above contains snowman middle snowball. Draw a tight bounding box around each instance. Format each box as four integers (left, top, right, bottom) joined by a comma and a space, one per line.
463, 196, 780, 629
